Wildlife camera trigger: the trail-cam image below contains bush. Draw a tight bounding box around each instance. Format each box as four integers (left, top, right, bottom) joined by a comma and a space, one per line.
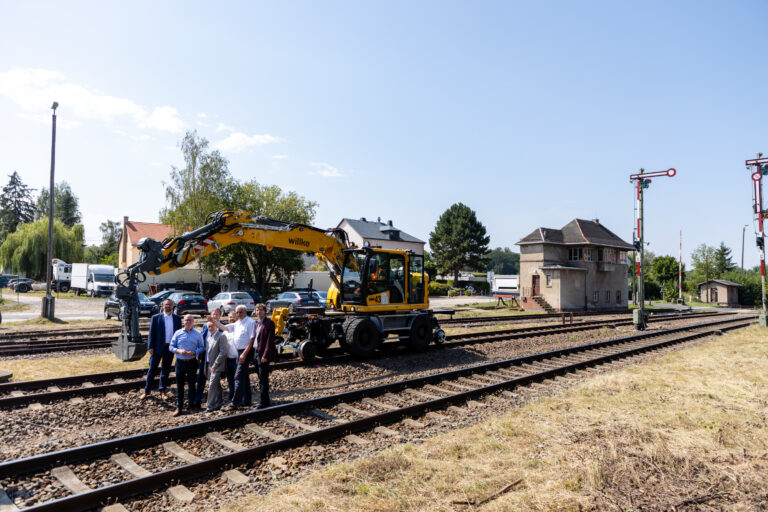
464, 289, 472, 296
428, 281, 451, 296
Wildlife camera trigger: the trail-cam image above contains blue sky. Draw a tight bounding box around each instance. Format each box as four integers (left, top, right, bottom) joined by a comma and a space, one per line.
0, 1, 766, 268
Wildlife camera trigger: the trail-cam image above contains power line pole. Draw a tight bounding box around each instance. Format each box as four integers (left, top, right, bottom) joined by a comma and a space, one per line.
42, 102, 58, 320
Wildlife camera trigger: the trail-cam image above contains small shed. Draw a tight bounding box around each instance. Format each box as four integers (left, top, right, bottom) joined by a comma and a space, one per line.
697, 280, 740, 307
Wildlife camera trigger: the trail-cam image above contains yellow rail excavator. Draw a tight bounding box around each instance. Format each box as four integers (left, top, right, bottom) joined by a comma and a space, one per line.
113, 210, 445, 362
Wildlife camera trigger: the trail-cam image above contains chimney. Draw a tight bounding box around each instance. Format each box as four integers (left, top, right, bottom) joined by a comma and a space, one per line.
360, 217, 367, 222
592, 218, 599, 224
377, 216, 381, 223
388, 220, 393, 227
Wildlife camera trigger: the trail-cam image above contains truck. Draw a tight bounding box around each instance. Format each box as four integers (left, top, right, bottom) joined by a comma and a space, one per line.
51, 258, 72, 292
71, 263, 117, 297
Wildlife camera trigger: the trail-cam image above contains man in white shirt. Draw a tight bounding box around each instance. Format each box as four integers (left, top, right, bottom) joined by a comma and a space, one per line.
210, 305, 255, 407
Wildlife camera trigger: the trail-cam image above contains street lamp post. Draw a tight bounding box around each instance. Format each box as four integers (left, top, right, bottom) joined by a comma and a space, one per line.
742, 224, 748, 271
42, 102, 58, 320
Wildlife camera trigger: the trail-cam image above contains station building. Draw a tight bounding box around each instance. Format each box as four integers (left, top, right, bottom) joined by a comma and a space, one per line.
515, 219, 633, 312
337, 217, 425, 254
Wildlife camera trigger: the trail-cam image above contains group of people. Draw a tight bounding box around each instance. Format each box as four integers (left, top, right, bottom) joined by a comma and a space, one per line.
139, 298, 277, 416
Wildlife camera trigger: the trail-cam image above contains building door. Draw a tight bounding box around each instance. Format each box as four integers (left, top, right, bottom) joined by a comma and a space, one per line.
710, 287, 718, 303
532, 275, 540, 296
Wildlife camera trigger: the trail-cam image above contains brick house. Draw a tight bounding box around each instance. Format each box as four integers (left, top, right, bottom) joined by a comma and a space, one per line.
516, 219, 633, 312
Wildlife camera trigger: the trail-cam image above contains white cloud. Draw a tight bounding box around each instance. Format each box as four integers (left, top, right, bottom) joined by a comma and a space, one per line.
197, 112, 208, 118
18, 112, 81, 129
214, 132, 284, 153
272, 154, 289, 160
310, 162, 347, 178
0, 68, 185, 133
216, 122, 235, 132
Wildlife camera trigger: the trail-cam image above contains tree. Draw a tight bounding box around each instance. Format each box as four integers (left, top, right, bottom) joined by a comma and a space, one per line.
649, 255, 684, 301
160, 131, 233, 292
0, 219, 84, 278
83, 220, 122, 265
713, 242, 735, 276
423, 250, 438, 281
690, 244, 717, 301
429, 203, 490, 282
0, 171, 36, 239
204, 180, 318, 295
36, 182, 82, 227
487, 247, 520, 274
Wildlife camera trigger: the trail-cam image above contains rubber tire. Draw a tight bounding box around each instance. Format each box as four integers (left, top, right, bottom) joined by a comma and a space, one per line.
407, 314, 432, 351
343, 317, 380, 358
59, 284, 70, 293
16, 283, 29, 293
104, 308, 110, 320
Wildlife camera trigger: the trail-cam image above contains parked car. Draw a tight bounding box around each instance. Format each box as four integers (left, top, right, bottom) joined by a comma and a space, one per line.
167, 292, 209, 317
207, 292, 256, 314
312, 290, 329, 307
147, 289, 184, 306
0, 274, 19, 288
8, 278, 35, 293
240, 289, 262, 304
104, 293, 159, 320
265, 291, 323, 313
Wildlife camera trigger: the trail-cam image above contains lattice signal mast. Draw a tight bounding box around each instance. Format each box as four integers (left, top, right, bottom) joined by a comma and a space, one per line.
629, 167, 676, 330
744, 155, 768, 322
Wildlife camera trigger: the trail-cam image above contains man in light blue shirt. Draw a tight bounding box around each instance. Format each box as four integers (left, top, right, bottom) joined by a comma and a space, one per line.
169, 314, 205, 416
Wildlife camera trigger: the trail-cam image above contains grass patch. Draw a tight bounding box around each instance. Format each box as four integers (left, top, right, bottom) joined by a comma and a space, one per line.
0, 318, 116, 332
0, 300, 29, 313
227, 325, 768, 511
0, 352, 149, 381
22, 290, 103, 300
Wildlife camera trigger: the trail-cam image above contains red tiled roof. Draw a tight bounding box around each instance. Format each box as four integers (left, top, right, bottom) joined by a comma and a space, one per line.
123, 221, 175, 247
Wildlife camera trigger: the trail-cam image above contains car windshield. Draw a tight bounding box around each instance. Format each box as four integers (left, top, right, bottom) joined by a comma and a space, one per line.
231, 293, 251, 300
181, 294, 204, 300
298, 293, 314, 300
138, 293, 149, 301
93, 273, 114, 283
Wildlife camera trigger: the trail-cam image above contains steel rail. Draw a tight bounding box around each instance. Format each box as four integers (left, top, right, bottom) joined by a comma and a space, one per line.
0, 315, 753, 481
14, 318, 753, 512
0, 312, 735, 408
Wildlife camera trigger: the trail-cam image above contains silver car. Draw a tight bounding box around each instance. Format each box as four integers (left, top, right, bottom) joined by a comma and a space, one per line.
207, 292, 256, 314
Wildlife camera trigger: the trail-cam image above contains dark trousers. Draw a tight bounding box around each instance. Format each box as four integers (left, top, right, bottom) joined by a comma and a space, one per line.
225, 358, 237, 402
193, 354, 207, 406
175, 358, 198, 410
144, 346, 174, 393
256, 359, 271, 407
232, 350, 252, 406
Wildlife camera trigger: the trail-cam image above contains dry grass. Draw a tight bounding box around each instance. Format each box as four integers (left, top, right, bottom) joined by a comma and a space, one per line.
0, 300, 29, 312
225, 325, 768, 511
0, 353, 149, 381
0, 318, 115, 332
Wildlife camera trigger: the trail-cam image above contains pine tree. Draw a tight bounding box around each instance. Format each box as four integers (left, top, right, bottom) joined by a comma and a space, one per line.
36, 182, 82, 227
429, 203, 490, 282
0, 171, 37, 237
713, 242, 734, 276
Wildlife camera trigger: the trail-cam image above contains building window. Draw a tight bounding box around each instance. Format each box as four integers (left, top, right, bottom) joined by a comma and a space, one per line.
616, 290, 622, 303
592, 291, 598, 302
597, 248, 604, 261
606, 249, 615, 263
546, 274, 552, 286
605, 291, 611, 303
618, 251, 627, 264
585, 248, 594, 261
568, 248, 583, 261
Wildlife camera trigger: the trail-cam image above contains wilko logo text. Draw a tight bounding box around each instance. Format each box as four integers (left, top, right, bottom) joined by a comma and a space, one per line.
288, 237, 311, 247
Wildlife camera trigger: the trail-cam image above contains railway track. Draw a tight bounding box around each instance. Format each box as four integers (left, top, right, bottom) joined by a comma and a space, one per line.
0, 316, 754, 511
0, 310, 722, 358
0, 312, 738, 409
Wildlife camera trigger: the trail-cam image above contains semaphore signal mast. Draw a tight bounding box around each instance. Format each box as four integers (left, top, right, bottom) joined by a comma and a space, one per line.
745, 154, 768, 326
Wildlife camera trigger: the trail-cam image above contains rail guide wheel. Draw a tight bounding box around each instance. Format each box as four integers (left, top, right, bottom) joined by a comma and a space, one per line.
298, 339, 317, 361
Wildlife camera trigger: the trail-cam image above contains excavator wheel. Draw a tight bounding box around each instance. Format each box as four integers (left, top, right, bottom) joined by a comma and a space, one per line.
407, 314, 432, 351
343, 317, 380, 358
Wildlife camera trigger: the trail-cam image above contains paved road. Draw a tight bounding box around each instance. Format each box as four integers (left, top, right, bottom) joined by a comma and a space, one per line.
0, 291, 106, 323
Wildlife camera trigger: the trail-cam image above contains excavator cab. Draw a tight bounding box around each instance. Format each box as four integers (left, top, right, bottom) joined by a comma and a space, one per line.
338, 248, 427, 311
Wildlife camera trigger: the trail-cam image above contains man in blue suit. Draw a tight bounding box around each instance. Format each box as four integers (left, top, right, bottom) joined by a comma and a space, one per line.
140, 299, 182, 399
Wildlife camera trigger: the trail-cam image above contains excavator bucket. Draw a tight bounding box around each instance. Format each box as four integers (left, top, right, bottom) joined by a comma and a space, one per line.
112, 334, 147, 362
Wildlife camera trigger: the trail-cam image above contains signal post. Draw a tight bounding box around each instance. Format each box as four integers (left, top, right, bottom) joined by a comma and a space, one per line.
745, 155, 768, 326
629, 167, 676, 330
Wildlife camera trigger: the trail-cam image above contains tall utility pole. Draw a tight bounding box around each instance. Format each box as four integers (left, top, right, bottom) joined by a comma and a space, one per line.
629, 167, 676, 330
42, 102, 58, 320
742, 224, 748, 271
745, 154, 768, 326
678, 228, 683, 303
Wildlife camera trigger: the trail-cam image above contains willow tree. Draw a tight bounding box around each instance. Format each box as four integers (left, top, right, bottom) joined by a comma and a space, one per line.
0, 219, 84, 278
160, 131, 232, 292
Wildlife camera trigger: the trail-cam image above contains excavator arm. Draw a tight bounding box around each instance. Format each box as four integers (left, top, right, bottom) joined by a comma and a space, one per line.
112, 210, 351, 361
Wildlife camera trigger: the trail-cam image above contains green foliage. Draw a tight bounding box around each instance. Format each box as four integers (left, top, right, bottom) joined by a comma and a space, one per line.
428, 281, 451, 296
720, 270, 761, 305
0, 219, 84, 278
713, 242, 735, 276
649, 255, 682, 287
423, 250, 438, 281
0, 171, 36, 239
206, 180, 318, 296
429, 202, 490, 282
690, 243, 717, 283
83, 219, 122, 266
644, 280, 661, 300
36, 182, 82, 227
487, 247, 519, 274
